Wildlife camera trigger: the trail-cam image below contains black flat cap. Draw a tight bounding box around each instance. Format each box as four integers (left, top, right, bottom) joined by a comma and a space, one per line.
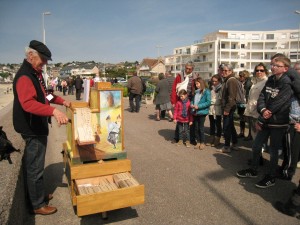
29, 40, 52, 61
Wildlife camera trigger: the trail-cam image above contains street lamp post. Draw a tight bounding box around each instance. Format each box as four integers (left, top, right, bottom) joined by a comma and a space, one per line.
42, 12, 51, 83
42, 12, 51, 44
295, 10, 300, 60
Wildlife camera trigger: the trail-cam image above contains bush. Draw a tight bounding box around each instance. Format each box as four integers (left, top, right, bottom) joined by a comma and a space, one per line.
112, 83, 128, 97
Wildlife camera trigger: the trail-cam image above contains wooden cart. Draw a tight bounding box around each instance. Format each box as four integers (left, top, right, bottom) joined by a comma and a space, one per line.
62, 82, 145, 217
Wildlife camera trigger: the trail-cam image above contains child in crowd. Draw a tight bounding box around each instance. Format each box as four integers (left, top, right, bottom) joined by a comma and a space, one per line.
207, 75, 223, 147
173, 89, 193, 147
190, 77, 211, 150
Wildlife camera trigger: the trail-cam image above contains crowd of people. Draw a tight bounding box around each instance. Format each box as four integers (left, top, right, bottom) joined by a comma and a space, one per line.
147, 57, 300, 219
12, 39, 300, 218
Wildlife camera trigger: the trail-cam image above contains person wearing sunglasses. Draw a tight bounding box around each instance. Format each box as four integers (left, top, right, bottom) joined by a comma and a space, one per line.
244, 63, 269, 164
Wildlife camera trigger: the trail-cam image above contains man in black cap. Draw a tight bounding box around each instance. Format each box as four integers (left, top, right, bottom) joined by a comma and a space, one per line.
13, 40, 70, 215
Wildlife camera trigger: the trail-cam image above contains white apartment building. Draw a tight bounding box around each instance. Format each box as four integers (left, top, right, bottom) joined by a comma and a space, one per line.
165, 29, 299, 80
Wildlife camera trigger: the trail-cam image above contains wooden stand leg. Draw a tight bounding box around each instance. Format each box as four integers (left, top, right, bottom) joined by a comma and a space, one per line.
102, 211, 108, 220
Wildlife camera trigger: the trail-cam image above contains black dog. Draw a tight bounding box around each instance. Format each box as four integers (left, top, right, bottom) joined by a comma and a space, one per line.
0, 126, 20, 164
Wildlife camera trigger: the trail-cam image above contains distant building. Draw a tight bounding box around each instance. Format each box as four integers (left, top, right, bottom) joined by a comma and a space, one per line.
138, 58, 165, 77
164, 29, 299, 80
50, 67, 61, 78
60, 63, 99, 79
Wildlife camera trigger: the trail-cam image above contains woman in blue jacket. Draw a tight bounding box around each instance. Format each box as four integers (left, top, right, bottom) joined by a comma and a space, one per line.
190, 77, 211, 150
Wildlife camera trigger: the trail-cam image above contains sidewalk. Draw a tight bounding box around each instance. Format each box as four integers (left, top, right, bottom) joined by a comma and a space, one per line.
25, 91, 300, 225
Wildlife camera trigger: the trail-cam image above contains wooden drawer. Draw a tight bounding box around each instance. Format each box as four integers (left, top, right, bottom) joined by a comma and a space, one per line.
63, 149, 145, 216
74, 174, 144, 216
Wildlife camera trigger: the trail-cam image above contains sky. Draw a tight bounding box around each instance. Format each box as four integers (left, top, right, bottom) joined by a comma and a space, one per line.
0, 0, 299, 64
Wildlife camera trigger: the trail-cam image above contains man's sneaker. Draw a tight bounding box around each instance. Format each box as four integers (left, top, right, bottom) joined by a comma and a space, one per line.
255, 175, 275, 188
217, 146, 231, 153
236, 168, 258, 178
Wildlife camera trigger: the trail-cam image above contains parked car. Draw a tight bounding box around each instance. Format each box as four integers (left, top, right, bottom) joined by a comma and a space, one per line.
118, 78, 127, 83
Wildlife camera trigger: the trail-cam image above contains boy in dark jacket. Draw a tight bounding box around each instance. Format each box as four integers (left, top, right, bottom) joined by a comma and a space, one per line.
237, 56, 292, 188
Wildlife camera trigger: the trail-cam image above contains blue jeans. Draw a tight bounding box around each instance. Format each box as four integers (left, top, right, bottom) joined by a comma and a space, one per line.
251, 126, 286, 177
129, 93, 141, 112
223, 110, 237, 147
193, 115, 206, 143
22, 135, 47, 210
177, 122, 190, 142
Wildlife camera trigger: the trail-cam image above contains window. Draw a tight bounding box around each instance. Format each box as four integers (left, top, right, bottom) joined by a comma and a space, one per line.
241, 44, 245, 49
229, 34, 236, 39
231, 44, 236, 49
240, 63, 245, 68
291, 33, 299, 39
209, 63, 212, 68
210, 44, 212, 48
221, 43, 226, 49
252, 34, 260, 40
266, 34, 274, 40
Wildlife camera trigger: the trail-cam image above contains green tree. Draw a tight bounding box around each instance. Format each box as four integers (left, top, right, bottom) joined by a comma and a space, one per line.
0, 72, 10, 79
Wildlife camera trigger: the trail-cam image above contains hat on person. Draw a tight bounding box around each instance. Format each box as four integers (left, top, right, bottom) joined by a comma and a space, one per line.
29, 40, 52, 61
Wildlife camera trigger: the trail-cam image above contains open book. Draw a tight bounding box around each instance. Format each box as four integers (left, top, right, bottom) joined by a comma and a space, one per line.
75, 107, 96, 145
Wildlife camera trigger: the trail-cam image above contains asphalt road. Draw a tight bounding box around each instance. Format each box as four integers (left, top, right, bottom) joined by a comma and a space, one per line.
23, 92, 300, 225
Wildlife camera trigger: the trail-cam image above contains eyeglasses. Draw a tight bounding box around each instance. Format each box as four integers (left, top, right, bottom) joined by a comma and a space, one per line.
271, 64, 285, 68
222, 70, 230, 72
255, 69, 265, 73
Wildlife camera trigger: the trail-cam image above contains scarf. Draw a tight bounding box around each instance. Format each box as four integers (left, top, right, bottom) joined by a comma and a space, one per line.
182, 98, 189, 118
193, 89, 202, 106
214, 83, 222, 93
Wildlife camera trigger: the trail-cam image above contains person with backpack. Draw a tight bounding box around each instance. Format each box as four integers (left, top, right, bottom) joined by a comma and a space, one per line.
218, 63, 239, 153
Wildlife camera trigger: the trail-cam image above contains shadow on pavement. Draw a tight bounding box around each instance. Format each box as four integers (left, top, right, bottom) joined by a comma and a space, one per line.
80, 207, 138, 224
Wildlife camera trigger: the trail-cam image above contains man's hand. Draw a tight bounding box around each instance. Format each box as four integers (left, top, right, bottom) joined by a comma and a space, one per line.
53, 108, 69, 126
63, 100, 71, 107
262, 109, 272, 119
223, 111, 229, 116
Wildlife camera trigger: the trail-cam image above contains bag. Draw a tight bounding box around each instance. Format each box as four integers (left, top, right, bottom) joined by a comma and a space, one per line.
0, 126, 20, 164
227, 77, 246, 106
290, 95, 300, 123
